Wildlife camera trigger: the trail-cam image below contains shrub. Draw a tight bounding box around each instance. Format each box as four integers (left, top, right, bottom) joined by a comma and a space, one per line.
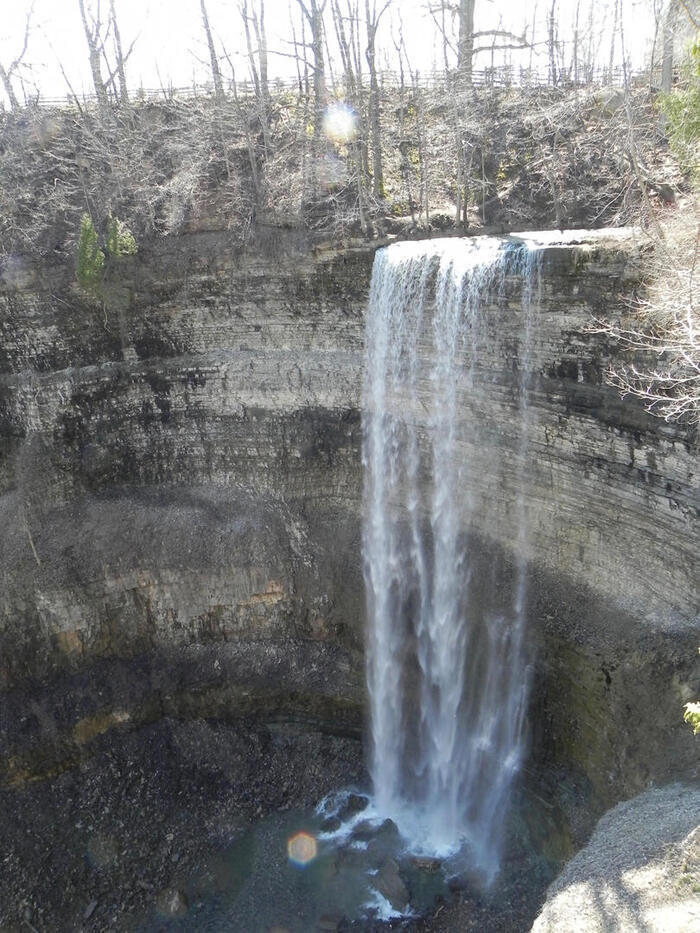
106, 215, 137, 258
684, 701, 700, 734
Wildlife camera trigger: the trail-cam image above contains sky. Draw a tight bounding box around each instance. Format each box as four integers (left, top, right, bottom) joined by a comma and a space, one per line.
0, 0, 664, 106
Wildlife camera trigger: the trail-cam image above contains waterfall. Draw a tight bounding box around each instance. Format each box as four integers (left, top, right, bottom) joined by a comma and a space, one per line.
362, 236, 541, 882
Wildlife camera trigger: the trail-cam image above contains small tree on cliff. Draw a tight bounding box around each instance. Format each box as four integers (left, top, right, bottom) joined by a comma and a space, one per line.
77, 214, 105, 292
684, 647, 700, 734
685, 701, 700, 733
77, 212, 136, 294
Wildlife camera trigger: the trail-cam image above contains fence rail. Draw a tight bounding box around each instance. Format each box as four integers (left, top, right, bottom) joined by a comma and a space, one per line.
13, 63, 650, 111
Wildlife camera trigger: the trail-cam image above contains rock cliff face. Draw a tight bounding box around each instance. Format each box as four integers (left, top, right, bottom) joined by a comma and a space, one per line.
0, 231, 370, 788
0, 229, 697, 833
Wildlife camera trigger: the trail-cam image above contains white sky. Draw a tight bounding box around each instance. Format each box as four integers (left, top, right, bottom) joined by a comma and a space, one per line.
0, 0, 662, 105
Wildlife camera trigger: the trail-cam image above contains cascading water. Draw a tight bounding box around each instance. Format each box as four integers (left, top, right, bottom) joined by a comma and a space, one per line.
362, 236, 542, 883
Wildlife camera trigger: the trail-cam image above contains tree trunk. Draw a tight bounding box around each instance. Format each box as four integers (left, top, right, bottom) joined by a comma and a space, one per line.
548, 0, 558, 86
310, 1, 327, 150
241, 0, 271, 153
609, 0, 620, 84
572, 0, 581, 86
365, 0, 384, 200
296, 0, 328, 199
200, 0, 224, 101
0, 5, 32, 112
110, 0, 129, 103
458, 0, 476, 84
0, 63, 20, 110
256, 0, 270, 117
661, 0, 680, 93
332, 0, 369, 232
78, 0, 109, 110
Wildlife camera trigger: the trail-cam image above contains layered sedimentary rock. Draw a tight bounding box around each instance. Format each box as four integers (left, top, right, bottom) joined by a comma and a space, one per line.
0, 233, 370, 785
0, 229, 697, 830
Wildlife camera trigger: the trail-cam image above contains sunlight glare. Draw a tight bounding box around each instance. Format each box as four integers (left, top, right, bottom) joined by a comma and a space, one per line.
323, 103, 357, 143
286, 830, 318, 866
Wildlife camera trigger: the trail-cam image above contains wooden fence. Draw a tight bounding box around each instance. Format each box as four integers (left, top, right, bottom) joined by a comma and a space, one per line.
14, 63, 647, 112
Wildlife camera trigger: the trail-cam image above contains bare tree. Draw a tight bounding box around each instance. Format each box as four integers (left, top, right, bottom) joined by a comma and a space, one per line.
458, 0, 476, 82
332, 0, 363, 95
548, 0, 559, 85
0, 2, 34, 111
331, 0, 370, 230
365, 0, 391, 198
608, 0, 620, 83
595, 212, 699, 424
109, 0, 132, 104
241, 0, 271, 152
661, 0, 680, 93
78, 0, 110, 110
221, 47, 262, 198
296, 0, 329, 197
200, 0, 224, 101
431, 0, 530, 85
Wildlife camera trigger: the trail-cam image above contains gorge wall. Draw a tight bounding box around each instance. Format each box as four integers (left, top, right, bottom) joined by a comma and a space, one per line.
0, 228, 697, 839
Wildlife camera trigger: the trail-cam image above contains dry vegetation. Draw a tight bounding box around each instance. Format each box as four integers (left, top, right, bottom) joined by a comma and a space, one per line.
599, 209, 699, 425
595, 47, 700, 428
0, 77, 682, 261
0, 52, 697, 425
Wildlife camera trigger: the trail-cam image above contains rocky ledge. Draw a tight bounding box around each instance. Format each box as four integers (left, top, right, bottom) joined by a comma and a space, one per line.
531, 784, 700, 933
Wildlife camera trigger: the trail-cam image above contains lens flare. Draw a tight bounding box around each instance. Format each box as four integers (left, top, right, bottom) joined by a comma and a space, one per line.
323, 103, 357, 142
287, 831, 317, 866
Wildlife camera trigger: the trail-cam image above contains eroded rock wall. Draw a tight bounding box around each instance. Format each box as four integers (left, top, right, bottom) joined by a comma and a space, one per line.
0, 230, 697, 813
0, 233, 369, 783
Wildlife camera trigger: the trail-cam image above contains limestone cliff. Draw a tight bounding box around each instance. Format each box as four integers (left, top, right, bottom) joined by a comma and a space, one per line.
0, 229, 697, 832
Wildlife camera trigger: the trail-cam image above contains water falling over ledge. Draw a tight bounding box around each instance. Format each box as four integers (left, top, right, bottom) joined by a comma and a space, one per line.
362, 236, 542, 883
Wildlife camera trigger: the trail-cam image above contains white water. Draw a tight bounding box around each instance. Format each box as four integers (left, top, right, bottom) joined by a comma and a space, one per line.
362, 236, 542, 883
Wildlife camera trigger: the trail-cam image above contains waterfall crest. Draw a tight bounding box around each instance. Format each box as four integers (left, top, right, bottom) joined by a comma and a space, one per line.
362, 237, 541, 881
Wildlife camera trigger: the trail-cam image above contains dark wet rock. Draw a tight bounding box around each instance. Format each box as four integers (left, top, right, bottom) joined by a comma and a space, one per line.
333, 840, 369, 877
318, 914, 344, 931
352, 820, 378, 842
373, 858, 410, 911
364, 820, 402, 866
0, 719, 365, 933
447, 874, 469, 893
411, 857, 442, 874
353, 818, 399, 845
321, 816, 342, 833
337, 793, 369, 822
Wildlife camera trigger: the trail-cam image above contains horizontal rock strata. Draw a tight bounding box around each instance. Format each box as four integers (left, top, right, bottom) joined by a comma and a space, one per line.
0, 229, 697, 821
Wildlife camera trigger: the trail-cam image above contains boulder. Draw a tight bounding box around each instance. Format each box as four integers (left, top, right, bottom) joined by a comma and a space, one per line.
531, 784, 700, 933
374, 858, 410, 912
